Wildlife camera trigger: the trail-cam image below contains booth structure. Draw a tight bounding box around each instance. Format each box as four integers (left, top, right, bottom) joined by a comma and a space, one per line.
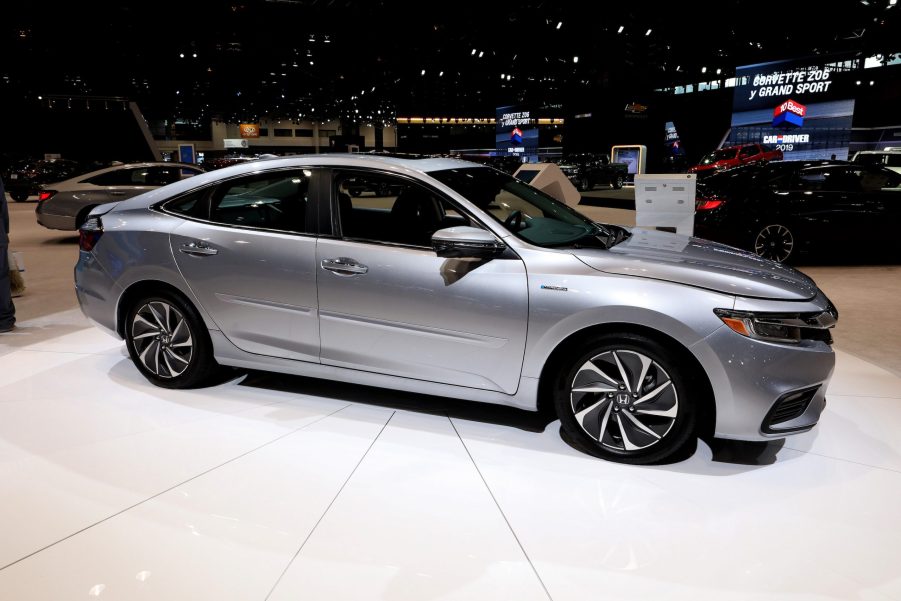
634, 173, 696, 236
513, 162, 582, 207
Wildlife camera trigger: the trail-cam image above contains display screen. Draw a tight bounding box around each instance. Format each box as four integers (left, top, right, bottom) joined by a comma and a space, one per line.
496, 105, 539, 158
727, 56, 857, 160
612, 148, 640, 175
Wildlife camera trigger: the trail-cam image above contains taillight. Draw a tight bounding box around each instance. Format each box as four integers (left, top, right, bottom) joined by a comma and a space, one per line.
38, 190, 56, 202
79, 216, 104, 252
695, 197, 725, 211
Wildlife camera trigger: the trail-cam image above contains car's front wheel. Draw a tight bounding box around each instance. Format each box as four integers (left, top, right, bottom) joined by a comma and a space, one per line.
611, 174, 624, 189
578, 176, 590, 191
752, 223, 795, 263
554, 334, 697, 464
125, 293, 224, 389
10, 192, 29, 202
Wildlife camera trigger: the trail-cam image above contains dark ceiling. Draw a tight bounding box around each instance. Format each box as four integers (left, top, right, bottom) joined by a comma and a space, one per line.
4, 1, 900, 124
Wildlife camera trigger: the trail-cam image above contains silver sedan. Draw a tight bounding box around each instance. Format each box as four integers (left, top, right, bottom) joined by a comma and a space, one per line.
74, 155, 837, 464
36, 162, 204, 231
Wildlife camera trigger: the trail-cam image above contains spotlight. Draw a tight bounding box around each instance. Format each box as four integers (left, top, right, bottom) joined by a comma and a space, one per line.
617, 25, 624, 33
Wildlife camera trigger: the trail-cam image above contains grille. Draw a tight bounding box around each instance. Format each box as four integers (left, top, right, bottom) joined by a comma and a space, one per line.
764, 386, 819, 431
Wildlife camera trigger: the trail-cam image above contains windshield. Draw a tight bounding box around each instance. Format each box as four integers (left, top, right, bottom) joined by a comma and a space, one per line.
429, 166, 608, 248
700, 148, 738, 164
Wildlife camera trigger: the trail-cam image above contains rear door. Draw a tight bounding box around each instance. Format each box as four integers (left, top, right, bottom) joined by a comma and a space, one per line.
169, 167, 321, 361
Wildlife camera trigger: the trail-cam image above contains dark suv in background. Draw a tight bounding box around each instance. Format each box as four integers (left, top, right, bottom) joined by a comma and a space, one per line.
694, 160, 901, 262
3, 159, 85, 201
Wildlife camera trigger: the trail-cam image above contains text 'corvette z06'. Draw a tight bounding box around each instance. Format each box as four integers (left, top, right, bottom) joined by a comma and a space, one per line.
75, 155, 837, 464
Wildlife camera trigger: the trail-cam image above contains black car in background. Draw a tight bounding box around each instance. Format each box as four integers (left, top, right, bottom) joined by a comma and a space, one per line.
4, 159, 85, 201
694, 160, 901, 262
555, 153, 628, 191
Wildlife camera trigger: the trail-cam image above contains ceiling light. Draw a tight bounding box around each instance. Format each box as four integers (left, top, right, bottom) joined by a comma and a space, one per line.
309, 61, 314, 65
645, 28, 652, 36
617, 25, 624, 33
421, 69, 426, 75
478, 51, 484, 58
701, 66, 707, 73
439, 71, 444, 76
716, 68, 722, 74
471, 49, 477, 56
556, 21, 562, 29
573, 56, 579, 63
501, 73, 505, 79
179, 53, 184, 58
506, 74, 511, 81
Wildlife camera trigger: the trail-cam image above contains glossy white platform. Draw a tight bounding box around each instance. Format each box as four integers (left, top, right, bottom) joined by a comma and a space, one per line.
1, 326, 900, 601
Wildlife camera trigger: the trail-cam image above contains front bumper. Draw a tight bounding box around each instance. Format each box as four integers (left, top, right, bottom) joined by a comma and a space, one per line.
696, 323, 835, 441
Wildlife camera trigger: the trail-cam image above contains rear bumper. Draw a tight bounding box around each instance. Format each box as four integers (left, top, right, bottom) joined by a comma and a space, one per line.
74, 250, 122, 338
36, 210, 77, 231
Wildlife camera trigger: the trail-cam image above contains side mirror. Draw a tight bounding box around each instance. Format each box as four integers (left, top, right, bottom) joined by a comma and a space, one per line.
431, 226, 506, 259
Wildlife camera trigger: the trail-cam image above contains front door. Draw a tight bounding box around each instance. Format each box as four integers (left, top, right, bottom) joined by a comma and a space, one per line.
169, 167, 321, 361
316, 169, 529, 394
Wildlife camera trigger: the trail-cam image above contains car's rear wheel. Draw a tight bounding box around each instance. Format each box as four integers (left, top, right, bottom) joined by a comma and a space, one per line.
125, 292, 224, 389
753, 223, 795, 263
612, 175, 624, 189
554, 334, 697, 464
10, 192, 29, 202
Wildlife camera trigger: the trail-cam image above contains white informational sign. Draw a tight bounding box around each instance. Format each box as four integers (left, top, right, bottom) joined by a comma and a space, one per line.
224, 138, 249, 149
513, 163, 581, 207
634, 174, 696, 236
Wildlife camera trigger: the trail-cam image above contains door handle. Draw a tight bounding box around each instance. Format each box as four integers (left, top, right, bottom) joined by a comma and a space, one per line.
321, 257, 368, 275
179, 241, 219, 256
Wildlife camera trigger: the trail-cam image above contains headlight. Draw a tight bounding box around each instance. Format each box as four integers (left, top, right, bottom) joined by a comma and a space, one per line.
714, 308, 837, 344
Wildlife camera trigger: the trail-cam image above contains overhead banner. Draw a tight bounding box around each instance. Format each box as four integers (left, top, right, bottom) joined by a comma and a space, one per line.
496, 105, 538, 159
727, 56, 857, 160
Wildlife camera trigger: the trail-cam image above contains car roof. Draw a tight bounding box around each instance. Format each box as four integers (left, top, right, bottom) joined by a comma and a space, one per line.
108, 154, 489, 212
194, 153, 475, 177
64, 161, 200, 182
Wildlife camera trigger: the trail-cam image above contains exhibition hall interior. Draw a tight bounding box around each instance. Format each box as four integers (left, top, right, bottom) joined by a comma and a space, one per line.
3, 2, 901, 599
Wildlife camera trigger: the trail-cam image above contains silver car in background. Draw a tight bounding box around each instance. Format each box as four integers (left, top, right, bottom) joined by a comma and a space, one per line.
36, 162, 204, 231
74, 155, 837, 464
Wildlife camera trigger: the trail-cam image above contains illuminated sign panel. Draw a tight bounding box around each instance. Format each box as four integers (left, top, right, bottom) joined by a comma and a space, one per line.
496, 105, 538, 158
239, 123, 260, 138
728, 56, 856, 160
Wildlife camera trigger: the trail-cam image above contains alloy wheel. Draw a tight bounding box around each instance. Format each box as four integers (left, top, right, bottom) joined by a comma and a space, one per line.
130, 301, 194, 378
754, 224, 794, 262
570, 350, 679, 452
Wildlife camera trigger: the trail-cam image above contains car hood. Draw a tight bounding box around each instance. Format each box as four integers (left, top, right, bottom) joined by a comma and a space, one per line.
572, 228, 819, 301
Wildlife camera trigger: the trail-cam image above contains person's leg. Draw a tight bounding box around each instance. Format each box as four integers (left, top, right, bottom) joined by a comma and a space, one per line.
0, 245, 15, 331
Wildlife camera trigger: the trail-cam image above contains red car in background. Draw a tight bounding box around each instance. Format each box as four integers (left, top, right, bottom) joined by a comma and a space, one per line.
689, 143, 782, 177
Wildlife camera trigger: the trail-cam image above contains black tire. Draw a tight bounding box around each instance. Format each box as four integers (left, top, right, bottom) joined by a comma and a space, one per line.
579, 176, 590, 192
751, 222, 795, 263
10, 192, 29, 202
553, 333, 697, 464
124, 291, 225, 389
611, 174, 624, 189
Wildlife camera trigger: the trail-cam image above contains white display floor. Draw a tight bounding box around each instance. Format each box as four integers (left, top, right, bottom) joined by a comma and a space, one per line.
1, 327, 900, 600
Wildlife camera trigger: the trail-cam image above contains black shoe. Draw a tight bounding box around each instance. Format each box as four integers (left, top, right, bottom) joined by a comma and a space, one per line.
0, 324, 14, 333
